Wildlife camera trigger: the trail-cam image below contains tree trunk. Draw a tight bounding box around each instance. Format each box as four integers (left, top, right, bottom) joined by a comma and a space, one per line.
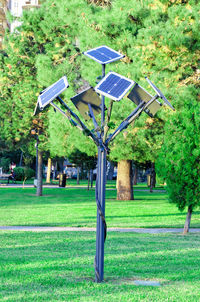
87, 170, 90, 190
107, 161, 114, 180
183, 205, 193, 234
52, 160, 57, 180
19, 151, 23, 166
90, 169, 93, 188
77, 167, 80, 185
117, 160, 133, 200
46, 157, 52, 183
36, 151, 43, 196
150, 162, 156, 193
133, 165, 138, 185
58, 158, 64, 173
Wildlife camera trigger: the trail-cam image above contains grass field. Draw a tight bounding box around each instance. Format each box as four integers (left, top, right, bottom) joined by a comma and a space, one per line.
0, 186, 199, 228
0, 186, 200, 301
0, 231, 200, 301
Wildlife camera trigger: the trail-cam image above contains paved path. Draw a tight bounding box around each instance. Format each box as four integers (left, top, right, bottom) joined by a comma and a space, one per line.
0, 226, 199, 233
0, 184, 166, 192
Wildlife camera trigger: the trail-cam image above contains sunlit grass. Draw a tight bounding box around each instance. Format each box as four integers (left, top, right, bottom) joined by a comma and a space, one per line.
0, 231, 200, 301
0, 187, 199, 228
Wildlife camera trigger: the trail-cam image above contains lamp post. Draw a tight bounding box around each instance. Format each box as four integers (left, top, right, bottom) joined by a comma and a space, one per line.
33, 45, 174, 282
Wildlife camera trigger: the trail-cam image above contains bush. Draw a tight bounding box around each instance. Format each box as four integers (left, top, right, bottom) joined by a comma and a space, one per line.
14, 167, 35, 181
13, 167, 24, 180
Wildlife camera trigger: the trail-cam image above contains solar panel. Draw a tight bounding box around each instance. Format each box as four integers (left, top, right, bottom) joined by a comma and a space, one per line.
38, 76, 69, 109
128, 83, 152, 105
128, 83, 161, 117
84, 46, 124, 64
145, 77, 175, 110
95, 72, 135, 101
71, 87, 102, 120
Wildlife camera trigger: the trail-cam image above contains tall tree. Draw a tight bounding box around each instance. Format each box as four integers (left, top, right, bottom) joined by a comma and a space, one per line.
0, 0, 89, 193
77, 0, 199, 199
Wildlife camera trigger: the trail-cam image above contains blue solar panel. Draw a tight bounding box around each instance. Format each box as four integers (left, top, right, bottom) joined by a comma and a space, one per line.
95, 72, 135, 101
84, 46, 124, 64
38, 76, 69, 109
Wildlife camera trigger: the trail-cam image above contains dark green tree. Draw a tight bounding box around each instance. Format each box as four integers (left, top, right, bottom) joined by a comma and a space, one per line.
157, 86, 200, 233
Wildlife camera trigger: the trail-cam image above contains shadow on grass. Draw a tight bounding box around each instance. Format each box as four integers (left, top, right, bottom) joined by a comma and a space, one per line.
0, 232, 200, 291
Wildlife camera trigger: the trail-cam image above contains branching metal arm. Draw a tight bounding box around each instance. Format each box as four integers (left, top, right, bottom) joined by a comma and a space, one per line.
103, 100, 114, 143
106, 96, 158, 145
50, 101, 99, 147
56, 96, 100, 147
88, 104, 101, 136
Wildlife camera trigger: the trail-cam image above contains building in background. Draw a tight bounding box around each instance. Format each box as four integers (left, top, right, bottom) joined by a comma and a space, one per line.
0, 0, 8, 49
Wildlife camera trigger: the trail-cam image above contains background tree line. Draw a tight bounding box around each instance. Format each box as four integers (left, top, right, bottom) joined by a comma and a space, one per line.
0, 0, 199, 232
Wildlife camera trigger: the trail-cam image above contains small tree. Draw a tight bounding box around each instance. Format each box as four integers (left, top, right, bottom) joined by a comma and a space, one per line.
157, 87, 200, 234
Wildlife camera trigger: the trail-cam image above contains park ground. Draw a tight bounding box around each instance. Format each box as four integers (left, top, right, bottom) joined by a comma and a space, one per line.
0, 183, 200, 301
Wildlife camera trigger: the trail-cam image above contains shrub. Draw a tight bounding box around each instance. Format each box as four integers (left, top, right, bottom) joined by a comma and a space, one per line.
14, 167, 35, 181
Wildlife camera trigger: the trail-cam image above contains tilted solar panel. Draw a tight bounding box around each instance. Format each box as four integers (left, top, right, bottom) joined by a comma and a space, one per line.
71, 87, 102, 121
145, 77, 175, 110
128, 83, 152, 105
38, 76, 69, 109
128, 83, 161, 117
95, 72, 135, 101
84, 45, 124, 64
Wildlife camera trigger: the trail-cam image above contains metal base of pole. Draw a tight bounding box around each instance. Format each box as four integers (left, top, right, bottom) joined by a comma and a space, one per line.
95, 147, 107, 282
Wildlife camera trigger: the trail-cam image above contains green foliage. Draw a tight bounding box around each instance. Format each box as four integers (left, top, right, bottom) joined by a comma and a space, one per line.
156, 86, 200, 211
14, 166, 35, 181
68, 149, 97, 170
0, 157, 10, 172
1, 0, 199, 185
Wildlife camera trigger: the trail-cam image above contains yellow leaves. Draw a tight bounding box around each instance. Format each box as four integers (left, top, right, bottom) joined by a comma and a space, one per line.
174, 16, 180, 26
27, 31, 34, 38
162, 45, 171, 54
179, 69, 200, 87
130, 127, 139, 135
185, 3, 192, 12
52, 54, 60, 60
69, 53, 78, 64
148, 0, 166, 12
121, 56, 131, 64
146, 118, 154, 125
55, 43, 60, 48
142, 44, 156, 53
9, 42, 15, 49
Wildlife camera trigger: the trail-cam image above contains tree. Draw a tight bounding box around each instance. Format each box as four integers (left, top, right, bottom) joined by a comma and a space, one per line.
0, 0, 89, 194
157, 86, 200, 234
77, 0, 199, 200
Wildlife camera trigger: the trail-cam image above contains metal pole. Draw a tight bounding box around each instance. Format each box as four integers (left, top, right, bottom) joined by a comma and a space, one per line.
95, 64, 107, 282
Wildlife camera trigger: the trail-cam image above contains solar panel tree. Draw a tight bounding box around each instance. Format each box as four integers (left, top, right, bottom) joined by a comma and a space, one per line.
34, 45, 174, 283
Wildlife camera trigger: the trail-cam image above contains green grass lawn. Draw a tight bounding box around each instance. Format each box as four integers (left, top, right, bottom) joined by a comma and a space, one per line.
0, 231, 200, 301
0, 187, 200, 301
0, 187, 199, 228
